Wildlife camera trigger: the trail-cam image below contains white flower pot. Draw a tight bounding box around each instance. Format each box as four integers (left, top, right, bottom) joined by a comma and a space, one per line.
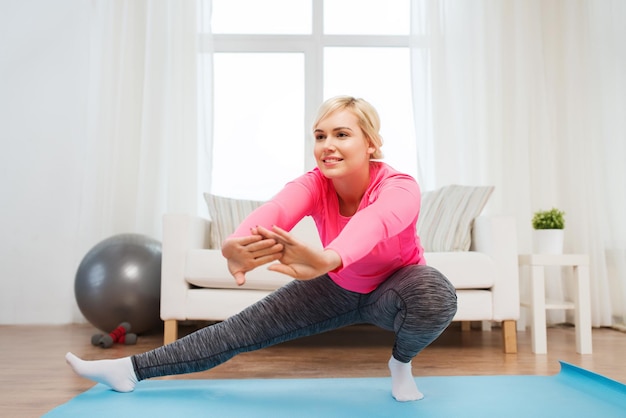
532, 229, 564, 254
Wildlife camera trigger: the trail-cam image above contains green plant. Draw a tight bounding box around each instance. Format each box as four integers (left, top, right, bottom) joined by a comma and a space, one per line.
532, 208, 565, 230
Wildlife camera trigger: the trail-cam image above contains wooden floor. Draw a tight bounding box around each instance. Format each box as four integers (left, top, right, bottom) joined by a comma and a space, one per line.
1, 322, 625, 417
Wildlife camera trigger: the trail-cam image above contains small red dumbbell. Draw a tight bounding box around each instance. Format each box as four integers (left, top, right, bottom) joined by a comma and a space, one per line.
91, 322, 138, 348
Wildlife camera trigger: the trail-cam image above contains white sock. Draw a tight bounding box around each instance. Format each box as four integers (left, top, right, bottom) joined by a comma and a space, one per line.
388, 356, 424, 402
65, 352, 138, 393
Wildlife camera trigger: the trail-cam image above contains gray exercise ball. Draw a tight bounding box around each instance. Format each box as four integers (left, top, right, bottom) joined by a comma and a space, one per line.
75, 233, 162, 335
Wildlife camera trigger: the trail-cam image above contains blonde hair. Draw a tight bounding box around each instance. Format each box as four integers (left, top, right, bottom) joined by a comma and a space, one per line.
313, 96, 384, 159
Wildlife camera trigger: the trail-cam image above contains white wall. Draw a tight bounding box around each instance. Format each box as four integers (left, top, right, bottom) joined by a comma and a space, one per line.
0, 1, 91, 324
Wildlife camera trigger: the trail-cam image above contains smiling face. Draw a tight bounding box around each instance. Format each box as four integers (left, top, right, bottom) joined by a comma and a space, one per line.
313, 109, 376, 181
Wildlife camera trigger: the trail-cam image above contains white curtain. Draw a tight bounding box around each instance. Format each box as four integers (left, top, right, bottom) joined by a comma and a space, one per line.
78, 0, 198, 248
412, 0, 626, 327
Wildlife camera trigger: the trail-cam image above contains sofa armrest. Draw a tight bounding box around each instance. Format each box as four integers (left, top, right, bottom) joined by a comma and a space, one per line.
471, 215, 520, 321
160, 213, 212, 320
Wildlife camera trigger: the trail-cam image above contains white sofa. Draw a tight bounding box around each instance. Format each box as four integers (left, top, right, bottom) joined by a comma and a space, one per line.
160, 212, 520, 353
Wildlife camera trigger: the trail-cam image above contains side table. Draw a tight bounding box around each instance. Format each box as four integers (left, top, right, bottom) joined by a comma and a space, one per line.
518, 254, 592, 354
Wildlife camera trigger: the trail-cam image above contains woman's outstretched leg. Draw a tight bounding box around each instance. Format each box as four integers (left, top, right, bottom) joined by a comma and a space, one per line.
66, 275, 361, 391
361, 264, 457, 401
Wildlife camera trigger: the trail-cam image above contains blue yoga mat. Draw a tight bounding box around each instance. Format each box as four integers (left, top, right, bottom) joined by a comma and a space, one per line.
46, 362, 626, 417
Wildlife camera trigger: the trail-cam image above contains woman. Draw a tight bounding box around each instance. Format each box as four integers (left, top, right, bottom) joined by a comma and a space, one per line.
66, 96, 457, 402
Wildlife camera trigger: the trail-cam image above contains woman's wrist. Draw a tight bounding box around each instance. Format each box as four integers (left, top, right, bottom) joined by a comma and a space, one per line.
323, 249, 342, 273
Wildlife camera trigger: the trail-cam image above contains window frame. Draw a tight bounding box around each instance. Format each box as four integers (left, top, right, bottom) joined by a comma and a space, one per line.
198, 0, 424, 174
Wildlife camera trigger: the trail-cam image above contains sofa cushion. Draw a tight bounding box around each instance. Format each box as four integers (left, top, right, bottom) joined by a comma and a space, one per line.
204, 193, 264, 248
186, 249, 495, 292
425, 251, 495, 289
417, 185, 494, 252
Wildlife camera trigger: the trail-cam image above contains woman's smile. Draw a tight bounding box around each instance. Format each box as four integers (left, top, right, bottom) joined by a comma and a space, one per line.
322, 156, 344, 165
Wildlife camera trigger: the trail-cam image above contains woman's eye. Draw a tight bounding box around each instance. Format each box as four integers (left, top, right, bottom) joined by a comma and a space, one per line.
337, 132, 348, 137
315, 135, 325, 141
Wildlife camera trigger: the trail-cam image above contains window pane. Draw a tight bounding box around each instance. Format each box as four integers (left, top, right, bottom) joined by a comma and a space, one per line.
324, 0, 410, 35
211, 0, 312, 34
324, 47, 417, 178
212, 53, 305, 199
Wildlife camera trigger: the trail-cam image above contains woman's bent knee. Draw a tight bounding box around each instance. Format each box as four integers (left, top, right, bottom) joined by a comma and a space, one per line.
396, 265, 457, 326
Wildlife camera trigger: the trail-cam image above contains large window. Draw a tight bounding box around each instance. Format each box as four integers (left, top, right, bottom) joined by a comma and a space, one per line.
199, 0, 417, 200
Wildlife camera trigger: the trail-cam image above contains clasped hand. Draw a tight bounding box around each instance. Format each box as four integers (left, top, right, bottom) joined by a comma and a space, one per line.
221, 225, 341, 286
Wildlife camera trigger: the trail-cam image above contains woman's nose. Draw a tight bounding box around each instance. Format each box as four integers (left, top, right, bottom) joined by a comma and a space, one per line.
322, 137, 336, 150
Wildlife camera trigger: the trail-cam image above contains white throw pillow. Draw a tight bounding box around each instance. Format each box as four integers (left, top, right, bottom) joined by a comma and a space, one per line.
417, 185, 494, 252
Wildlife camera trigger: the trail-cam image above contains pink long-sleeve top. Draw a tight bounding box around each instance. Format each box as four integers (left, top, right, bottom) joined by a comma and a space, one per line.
231, 162, 425, 293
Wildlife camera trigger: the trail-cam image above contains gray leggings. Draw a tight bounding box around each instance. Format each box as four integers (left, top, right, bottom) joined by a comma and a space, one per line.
132, 264, 457, 380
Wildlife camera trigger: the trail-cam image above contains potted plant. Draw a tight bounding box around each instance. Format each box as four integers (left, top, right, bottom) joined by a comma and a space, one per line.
531, 208, 565, 254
